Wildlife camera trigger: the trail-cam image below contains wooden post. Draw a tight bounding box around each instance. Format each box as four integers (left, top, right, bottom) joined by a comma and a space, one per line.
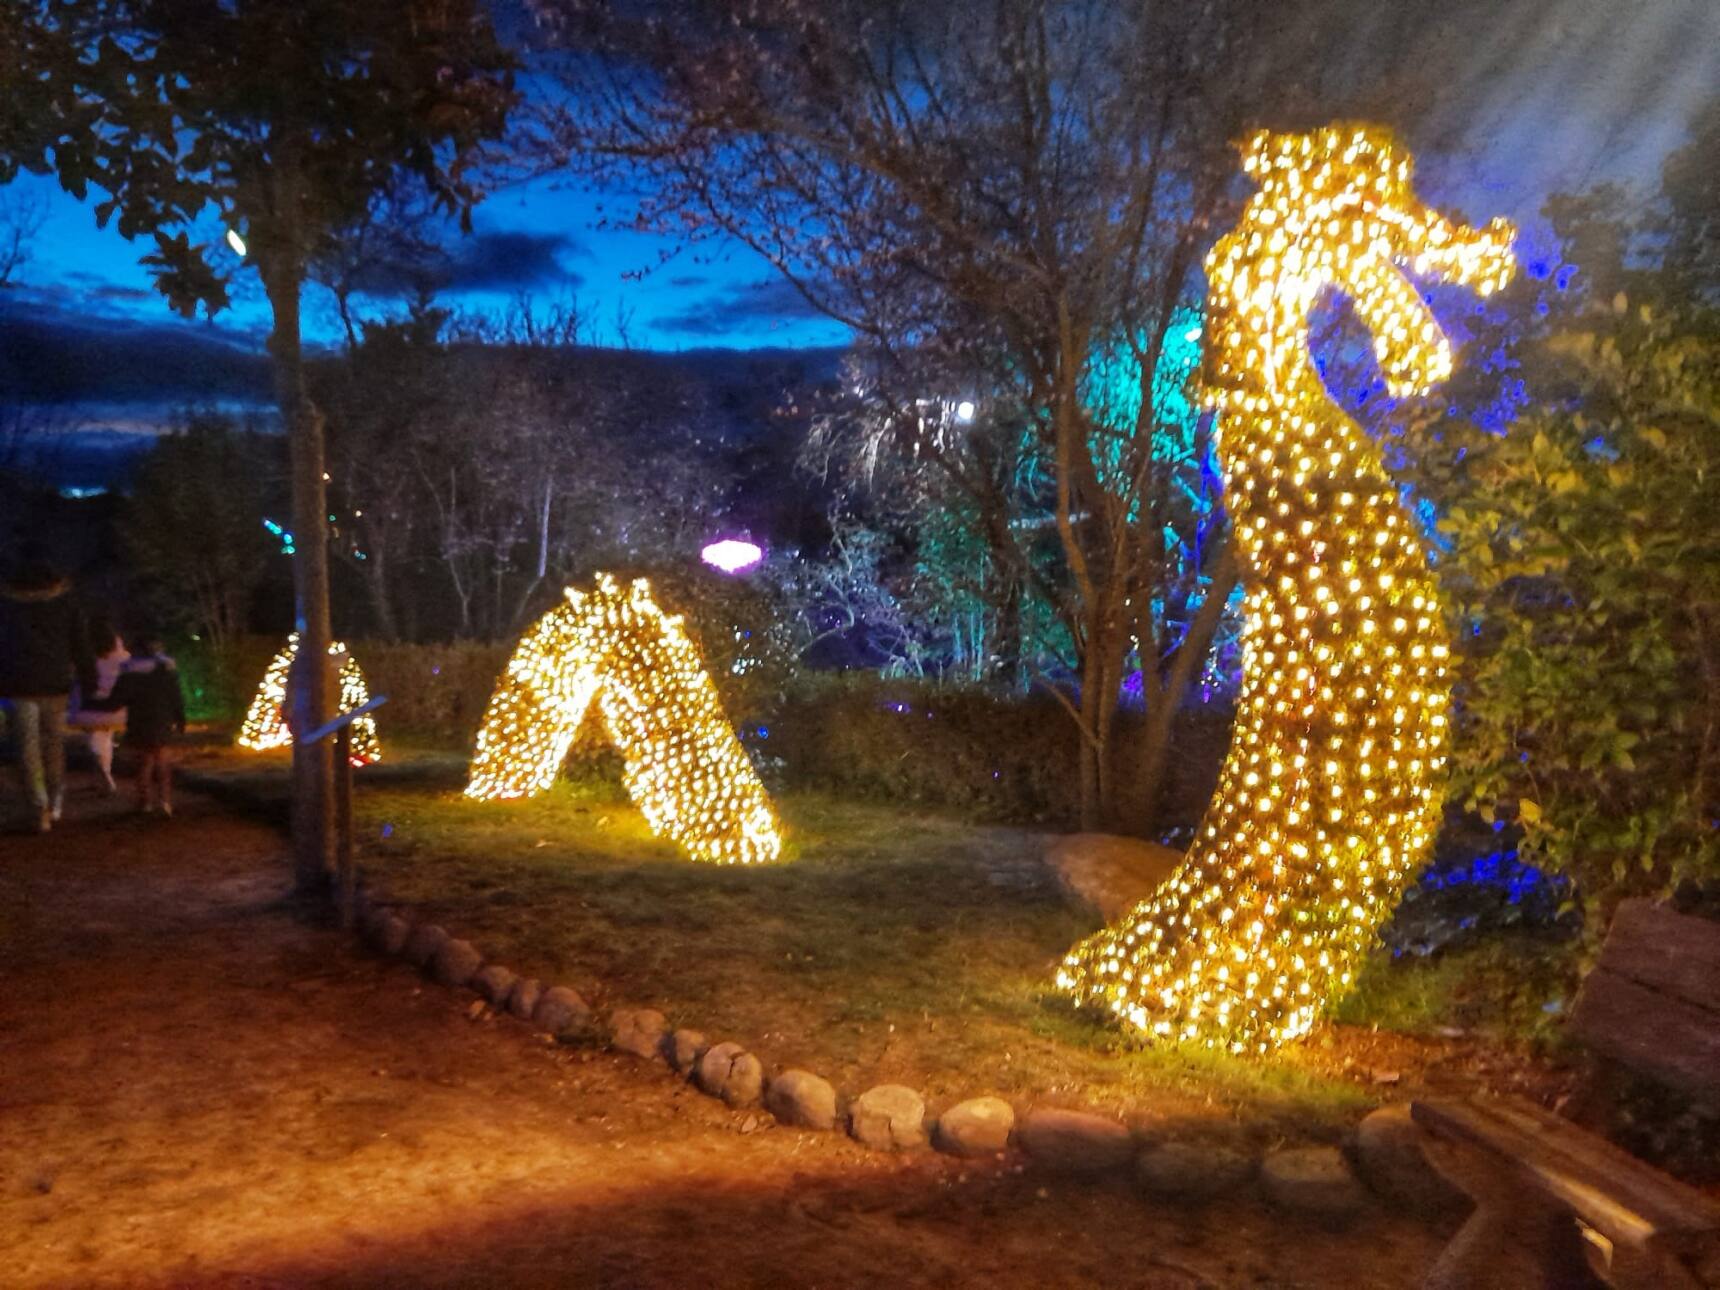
297, 694, 385, 925
336, 723, 355, 929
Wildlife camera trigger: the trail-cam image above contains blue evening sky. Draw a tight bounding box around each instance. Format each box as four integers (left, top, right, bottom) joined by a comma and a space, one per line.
3, 0, 1716, 358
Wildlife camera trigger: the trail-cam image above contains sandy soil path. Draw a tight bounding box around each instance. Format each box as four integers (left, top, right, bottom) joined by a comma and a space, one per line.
0, 787, 1442, 1288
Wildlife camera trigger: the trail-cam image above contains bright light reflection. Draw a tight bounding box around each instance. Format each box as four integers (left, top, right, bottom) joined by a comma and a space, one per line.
701, 539, 763, 574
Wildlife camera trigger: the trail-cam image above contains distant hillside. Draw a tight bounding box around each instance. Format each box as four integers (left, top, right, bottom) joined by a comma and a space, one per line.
0, 307, 846, 499
0, 305, 274, 405
0, 301, 844, 416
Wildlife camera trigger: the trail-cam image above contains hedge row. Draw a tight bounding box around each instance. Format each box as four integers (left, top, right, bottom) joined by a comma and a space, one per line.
185, 634, 1232, 832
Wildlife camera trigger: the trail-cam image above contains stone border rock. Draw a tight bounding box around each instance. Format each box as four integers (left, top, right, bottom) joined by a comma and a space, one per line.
348, 887, 1456, 1226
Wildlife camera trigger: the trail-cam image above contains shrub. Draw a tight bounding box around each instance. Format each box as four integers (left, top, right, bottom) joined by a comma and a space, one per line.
1421, 295, 1720, 932
765, 674, 1232, 830
356, 640, 512, 744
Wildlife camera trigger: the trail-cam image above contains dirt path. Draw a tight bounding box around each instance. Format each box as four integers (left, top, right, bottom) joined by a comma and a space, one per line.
0, 786, 1445, 1288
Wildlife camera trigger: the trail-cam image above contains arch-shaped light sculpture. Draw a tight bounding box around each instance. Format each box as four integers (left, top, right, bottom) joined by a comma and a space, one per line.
238, 634, 381, 766
465, 574, 783, 866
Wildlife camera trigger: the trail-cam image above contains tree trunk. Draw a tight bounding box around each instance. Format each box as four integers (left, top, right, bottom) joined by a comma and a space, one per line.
1129, 538, 1240, 838
264, 261, 335, 895
363, 539, 398, 640
991, 571, 1023, 691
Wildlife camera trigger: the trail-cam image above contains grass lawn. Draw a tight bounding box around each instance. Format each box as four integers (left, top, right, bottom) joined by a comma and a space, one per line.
183, 742, 1575, 1143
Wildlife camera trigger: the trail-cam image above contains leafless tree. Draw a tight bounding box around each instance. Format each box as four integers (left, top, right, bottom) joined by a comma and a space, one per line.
531, 0, 1464, 832
0, 187, 45, 288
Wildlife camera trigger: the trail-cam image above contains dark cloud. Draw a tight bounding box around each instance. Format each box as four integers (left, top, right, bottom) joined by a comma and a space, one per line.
655, 278, 830, 337
355, 230, 586, 297
667, 274, 709, 288
439, 230, 588, 291
0, 299, 271, 405
87, 284, 156, 302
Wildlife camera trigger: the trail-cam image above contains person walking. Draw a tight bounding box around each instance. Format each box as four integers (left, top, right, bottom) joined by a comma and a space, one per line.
67, 621, 131, 793
107, 634, 186, 816
0, 545, 97, 833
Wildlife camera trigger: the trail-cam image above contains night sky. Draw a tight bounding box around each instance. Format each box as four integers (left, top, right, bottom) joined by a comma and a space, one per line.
2, 0, 1715, 380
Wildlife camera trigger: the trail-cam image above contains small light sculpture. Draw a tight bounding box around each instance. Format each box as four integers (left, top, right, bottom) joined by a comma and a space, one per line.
1056, 125, 1516, 1053
238, 633, 381, 766
465, 574, 784, 865
700, 539, 764, 575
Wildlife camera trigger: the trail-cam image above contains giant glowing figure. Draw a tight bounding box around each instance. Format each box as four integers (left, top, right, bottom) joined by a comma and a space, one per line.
238, 634, 381, 765
466, 574, 783, 866
1057, 125, 1516, 1053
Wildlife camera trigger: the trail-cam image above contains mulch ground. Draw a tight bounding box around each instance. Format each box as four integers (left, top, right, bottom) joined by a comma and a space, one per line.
0, 779, 1454, 1288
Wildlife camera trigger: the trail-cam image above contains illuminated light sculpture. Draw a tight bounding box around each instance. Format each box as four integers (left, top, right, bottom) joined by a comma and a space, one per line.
1056, 125, 1516, 1053
700, 539, 764, 575
465, 574, 784, 865
238, 634, 382, 765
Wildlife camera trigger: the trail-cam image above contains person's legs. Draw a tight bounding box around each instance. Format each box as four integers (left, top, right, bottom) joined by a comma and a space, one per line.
42, 696, 67, 820
11, 701, 49, 832
14, 699, 48, 816
134, 747, 158, 812
155, 748, 174, 816
89, 728, 116, 791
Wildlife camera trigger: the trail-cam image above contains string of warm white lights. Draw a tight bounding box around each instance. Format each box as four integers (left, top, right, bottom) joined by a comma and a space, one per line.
237, 634, 382, 766
466, 574, 784, 866
1058, 125, 1516, 1053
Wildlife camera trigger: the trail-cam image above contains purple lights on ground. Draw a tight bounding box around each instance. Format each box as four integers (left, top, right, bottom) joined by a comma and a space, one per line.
700, 539, 764, 574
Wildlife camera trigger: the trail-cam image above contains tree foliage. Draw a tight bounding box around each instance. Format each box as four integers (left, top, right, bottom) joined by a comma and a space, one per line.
121, 413, 274, 660
314, 301, 737, 641
1429, 296, 1720, 924
1405, 112, 1720, 927
535, 0, 1449, 831
5, 0, 517, 886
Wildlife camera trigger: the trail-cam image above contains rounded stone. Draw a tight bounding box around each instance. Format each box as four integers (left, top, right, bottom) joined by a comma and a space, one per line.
403, 923, 449, 968
610, 1008, 670, 1062
430, 937, 484, 989
933, 1097, 1015, 1158
1261, 1146, 1367, 1221
471, 963, 518, 1007
531, 985, 593, 1039
1044, 833, 1184, 922
507, 977, 543, 1022
697, 1042, 746, 1097
669, 1029, 707, 1075
722, 1053, 765, 1109
766, 1069, 838, 1131
848, 1085, 927, 1151
1134, 1141, 1256, 1202
374, 913, 410, 957
694, 1041, 764, 1105
1353, 1105, 1467, 1215
1018, 1107, 1134, 1173
360, 904, 394, 948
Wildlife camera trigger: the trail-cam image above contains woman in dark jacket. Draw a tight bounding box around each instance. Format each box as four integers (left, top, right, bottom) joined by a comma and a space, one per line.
0, 546, 96, 833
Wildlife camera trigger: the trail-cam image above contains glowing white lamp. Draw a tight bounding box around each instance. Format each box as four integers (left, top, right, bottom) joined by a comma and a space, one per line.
225, 227, 247, 257
954, 399, 976, 423
700, 539, 764, 574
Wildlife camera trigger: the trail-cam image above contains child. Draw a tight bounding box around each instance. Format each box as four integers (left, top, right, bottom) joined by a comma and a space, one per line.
107, 634, 186, 816
67, 622, 131, 792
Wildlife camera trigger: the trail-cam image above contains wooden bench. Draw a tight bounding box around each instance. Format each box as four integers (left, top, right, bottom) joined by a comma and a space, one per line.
1411, 899, 1720, 1289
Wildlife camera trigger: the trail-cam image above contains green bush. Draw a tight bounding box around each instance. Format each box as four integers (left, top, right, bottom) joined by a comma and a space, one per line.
356, 640, 512, 744
767, 674, 1232, 830
186, 619, 1237, 838
1416, 293, 1720, 931
172, 633, 279, 725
